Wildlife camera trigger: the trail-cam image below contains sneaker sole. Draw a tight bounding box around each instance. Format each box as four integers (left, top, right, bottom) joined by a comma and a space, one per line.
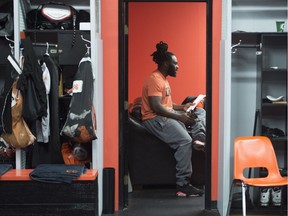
272, 203, 281, 206
193, 141, 205, 152
260, 203, 269, 207
176, 192, 203, 197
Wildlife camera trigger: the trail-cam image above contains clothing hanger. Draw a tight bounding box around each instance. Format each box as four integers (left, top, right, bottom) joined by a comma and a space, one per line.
45, 42, 50, 56
85, 44, 91, 56
37, 42, 49, 66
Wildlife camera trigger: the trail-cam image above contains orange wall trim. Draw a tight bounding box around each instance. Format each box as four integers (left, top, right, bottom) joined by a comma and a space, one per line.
212, 0, 222, 201
101, 0, 119, 210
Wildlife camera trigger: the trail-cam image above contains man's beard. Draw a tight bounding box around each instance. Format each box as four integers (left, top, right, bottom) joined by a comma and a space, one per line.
167, 63, 176, 77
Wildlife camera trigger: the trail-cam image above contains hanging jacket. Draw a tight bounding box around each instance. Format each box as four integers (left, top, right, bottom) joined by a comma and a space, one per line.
44, 54, 63, 163
17, 37, 47, 122
36, 62, 51, 143
31, 54, 64, 167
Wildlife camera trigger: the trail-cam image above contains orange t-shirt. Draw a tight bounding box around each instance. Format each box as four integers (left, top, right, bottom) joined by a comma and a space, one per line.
141, 70, 173, 120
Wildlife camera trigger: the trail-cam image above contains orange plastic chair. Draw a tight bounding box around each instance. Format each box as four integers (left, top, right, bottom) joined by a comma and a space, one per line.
226, 136, 288, 216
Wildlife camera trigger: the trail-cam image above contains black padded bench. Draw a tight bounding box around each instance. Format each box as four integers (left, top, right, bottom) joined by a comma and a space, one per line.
0, 169, 98, 216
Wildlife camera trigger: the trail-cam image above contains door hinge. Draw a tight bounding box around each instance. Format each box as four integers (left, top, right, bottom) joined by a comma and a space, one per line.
124, 25, 128, 35
124, 101, 129, 110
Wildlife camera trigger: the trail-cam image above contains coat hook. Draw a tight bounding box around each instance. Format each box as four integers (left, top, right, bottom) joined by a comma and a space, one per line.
5, 35, 14, 44
231, 40, 241, 54
81, 35, 91, 44
5, 35, 14, 54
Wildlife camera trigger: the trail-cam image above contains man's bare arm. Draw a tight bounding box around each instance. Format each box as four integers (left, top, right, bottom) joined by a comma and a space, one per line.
148, 96, 194, 125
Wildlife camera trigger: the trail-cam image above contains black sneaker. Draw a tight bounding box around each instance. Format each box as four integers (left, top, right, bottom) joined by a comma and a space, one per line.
176, 184, 204, 197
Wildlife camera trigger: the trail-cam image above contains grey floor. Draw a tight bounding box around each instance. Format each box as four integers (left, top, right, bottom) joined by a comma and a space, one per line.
102, 187, 286, 216
103, 187, 220, 216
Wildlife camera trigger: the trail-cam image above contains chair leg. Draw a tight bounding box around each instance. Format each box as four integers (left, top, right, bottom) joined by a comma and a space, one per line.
241, 182, 247, 216
226, 181, 235, 216
280, 185, 286, 216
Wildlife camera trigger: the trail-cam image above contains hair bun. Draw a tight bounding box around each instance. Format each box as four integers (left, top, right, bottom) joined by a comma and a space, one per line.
156, 41, 168, 53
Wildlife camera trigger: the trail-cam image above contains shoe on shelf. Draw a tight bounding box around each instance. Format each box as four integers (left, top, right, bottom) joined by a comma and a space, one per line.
193, 134, 205, 152
271, 187, 281, 206
260, 187, 271, 207
176, 184, 204, 197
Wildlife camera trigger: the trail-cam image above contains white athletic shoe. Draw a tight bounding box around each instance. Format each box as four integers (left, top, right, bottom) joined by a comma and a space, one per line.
271, 187, 281, 206
260, 188, 271, 207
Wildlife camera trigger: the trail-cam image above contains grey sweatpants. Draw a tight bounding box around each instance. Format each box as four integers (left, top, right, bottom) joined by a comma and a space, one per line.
142, 108, 206, 186
188, 108, 206, 139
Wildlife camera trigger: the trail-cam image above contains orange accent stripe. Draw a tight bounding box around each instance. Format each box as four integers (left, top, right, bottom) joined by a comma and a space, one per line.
0, 169, 98, 181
